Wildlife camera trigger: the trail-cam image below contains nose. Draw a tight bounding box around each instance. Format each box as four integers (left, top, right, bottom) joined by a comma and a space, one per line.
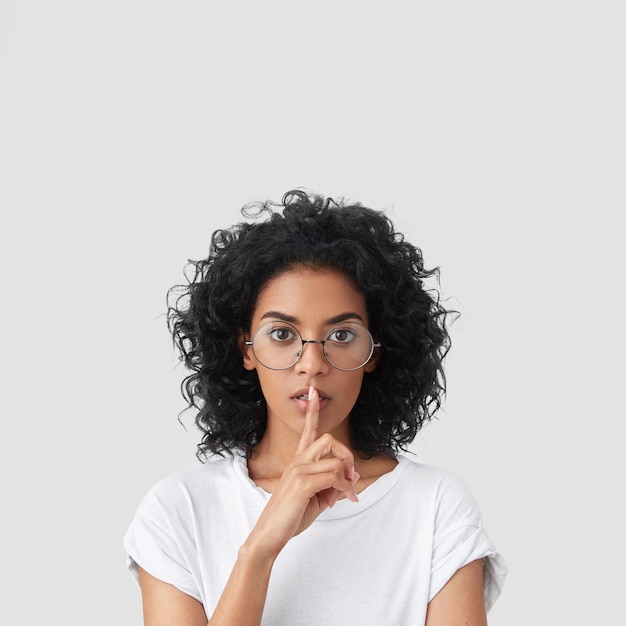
294, 340, 330, 375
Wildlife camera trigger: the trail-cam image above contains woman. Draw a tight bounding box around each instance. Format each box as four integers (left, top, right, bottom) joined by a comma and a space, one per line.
124, 189, 507, 625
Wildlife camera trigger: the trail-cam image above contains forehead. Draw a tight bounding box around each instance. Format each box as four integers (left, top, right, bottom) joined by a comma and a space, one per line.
253, 266, 368, 324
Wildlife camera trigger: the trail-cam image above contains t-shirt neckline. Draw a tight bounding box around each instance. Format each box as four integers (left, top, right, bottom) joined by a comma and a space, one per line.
231, 454, 412, 520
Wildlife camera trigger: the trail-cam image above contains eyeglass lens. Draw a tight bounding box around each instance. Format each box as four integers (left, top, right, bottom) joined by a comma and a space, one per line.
251, 321, 375, 371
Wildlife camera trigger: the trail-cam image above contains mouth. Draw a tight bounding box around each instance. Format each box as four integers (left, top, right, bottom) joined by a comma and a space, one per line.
292, 389, 331, 411
293, 389, 329, 401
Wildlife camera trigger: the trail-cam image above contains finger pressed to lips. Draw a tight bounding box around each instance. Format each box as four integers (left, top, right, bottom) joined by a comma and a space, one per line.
296, 386, 321, 454
292, 386, 330, 402
294, 386, 358, 502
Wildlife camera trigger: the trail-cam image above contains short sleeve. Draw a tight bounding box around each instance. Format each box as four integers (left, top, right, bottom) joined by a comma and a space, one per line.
428, 473, 507, 612
122, 485, 202, 603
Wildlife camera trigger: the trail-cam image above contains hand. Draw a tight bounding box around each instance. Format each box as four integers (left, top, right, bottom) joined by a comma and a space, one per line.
246, 386, 360, 559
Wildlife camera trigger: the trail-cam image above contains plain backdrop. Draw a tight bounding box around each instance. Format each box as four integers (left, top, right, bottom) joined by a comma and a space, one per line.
1, 1, 623, 624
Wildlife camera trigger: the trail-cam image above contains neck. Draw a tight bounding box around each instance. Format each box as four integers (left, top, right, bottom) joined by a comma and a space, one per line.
248, 419, 353, 483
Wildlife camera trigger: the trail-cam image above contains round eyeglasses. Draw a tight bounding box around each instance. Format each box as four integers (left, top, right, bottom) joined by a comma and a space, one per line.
244, 321, 381, 371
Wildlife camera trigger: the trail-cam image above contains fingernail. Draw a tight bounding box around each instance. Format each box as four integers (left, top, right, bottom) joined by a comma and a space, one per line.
309, 384, 315, 399
352, 471, 360, 485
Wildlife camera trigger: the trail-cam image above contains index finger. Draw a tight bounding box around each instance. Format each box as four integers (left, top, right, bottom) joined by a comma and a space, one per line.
295, 385, 319, 455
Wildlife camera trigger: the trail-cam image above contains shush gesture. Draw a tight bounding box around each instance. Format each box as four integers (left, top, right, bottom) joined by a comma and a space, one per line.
293, 385, 360, 513
125, 191, 505, 625
247, 385, 360, 560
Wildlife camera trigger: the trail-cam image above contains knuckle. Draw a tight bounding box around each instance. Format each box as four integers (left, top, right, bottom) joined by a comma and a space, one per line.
318, 432, 334, 447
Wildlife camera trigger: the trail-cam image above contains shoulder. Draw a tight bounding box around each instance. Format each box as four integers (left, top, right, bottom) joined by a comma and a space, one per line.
142, 456, 242, 508
396, 455, 472, 492
394, 456, 483, 524
395, 458, 508, 610
126, 455, 251, 543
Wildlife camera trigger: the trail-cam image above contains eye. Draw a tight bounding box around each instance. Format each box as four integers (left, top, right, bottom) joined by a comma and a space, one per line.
268, 326, 297, 342
327, 328, 356, 343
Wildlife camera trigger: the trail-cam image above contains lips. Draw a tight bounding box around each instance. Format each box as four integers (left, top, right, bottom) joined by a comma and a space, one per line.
292, 388, 329, 401
291, 387, 331, 412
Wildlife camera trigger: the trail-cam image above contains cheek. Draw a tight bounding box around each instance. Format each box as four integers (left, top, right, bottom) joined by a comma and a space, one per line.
343, 374, 366, 400
255, 371, 287, 400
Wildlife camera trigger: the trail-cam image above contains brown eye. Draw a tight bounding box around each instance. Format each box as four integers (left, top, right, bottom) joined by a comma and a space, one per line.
328, 328, 355, 343
269, 327, 296, 342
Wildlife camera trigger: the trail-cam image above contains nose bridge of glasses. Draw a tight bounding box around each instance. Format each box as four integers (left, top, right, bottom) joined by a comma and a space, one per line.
297, 338, 328, 361
301, 338, 325, 347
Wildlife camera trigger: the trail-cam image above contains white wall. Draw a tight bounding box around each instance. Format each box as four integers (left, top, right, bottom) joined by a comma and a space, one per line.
1, 2, 623, 624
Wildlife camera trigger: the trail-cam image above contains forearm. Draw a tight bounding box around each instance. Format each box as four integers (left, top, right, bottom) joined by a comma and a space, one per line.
209, 393, 356, 624
207, 542, 276, 626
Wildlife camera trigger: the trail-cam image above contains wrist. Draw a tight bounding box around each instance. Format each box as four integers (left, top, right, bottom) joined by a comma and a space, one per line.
239, 536, 280, 569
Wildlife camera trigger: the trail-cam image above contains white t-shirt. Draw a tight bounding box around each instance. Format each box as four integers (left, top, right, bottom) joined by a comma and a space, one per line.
124, 455, 507, 625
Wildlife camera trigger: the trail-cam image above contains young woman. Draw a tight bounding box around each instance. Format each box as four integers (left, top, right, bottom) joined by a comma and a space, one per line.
124, 190, 507, 625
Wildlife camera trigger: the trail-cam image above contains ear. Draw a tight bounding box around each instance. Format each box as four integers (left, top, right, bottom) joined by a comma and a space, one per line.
238, 330, 257, 371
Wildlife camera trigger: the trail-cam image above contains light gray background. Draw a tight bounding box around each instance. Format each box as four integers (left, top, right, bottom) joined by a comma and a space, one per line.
1, 1, 623, 624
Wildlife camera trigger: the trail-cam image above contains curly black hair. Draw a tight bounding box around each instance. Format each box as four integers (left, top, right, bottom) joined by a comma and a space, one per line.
167, 189, 455, 460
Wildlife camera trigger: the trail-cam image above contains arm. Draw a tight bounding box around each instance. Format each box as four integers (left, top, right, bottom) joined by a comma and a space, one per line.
138, 387, 359, 626
425, 559, 487, 626
138, 567, 208, 626
137, 545, 275, 626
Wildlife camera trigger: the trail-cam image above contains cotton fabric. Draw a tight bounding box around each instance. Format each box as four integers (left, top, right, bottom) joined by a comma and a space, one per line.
124, 454, 507, 624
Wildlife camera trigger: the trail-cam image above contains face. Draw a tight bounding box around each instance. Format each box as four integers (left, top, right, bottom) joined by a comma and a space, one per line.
241, 265, 378, 449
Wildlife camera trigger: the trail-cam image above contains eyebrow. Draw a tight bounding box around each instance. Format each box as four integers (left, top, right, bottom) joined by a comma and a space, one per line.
260, 311, 365, 325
